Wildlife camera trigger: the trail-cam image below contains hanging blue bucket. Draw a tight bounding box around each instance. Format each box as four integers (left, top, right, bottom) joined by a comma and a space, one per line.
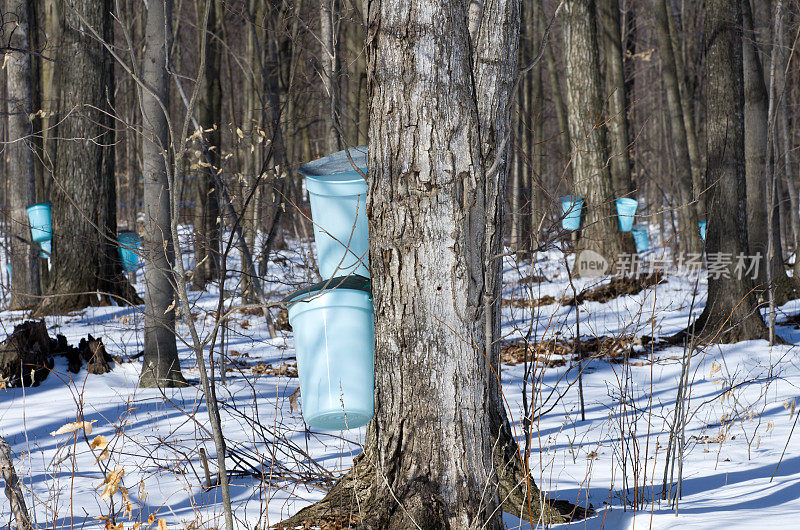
39, 239, 51, 259
698, 220, 707, 241
117, 231, 141, 272
560, 195, 583, 231
299, 147, 370, 279
616, 198, 638, 232
284, 276, 374, 430
27, 202, 52, 244
631, 223, 650, 252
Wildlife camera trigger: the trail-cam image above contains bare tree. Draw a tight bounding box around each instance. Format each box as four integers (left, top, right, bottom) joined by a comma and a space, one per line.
34, 0, 138, 315
599, 0, 632, 197
652, 0, 702, 255
280, 0, 571, 527
5, 0, 40, 309
562, 0, 628, 269
679, 0, 769, 342
320, 0, 340, 151
192, 0, 222, 289
139, 0, 187, 388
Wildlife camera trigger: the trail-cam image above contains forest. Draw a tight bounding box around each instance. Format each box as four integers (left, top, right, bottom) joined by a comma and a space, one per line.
1, 0, 799, 528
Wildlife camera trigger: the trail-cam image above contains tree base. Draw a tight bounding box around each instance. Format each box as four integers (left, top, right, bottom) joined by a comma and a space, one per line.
669, 303, 772, 344
138, 367, 189, 388
276, 429, 592, 529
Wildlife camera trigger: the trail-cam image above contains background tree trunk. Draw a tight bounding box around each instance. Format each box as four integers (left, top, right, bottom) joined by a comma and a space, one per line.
6, 0, 41, 310
599, 0, 633, 197
139, 0, 187, 387
683, 0, 768, 342
320, 0, 340, 151
562, 0, 628, 271
35, 0, 138, 315
192, 0, 222, 289
652, 0, 702, 255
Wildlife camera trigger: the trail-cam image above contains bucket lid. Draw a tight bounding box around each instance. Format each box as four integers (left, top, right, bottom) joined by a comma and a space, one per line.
283, 275, 371, 306
298, 146, 367, 177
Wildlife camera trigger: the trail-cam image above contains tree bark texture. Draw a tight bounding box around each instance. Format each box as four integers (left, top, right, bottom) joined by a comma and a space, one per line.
320, 0, 340, 152
139, 0, 187, 387
192, 0, 222, 289
599, 0, 632, 197
740, 0, 796, 304
687, 0, 769, 342
36, 0, 138, 315
0, 436, 33, 530
652, 0, 703, 255
5, 0, 41, 310
562, 0, 628, 270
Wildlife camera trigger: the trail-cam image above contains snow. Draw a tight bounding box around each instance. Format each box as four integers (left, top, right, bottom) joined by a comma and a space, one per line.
1, 234, 799, 529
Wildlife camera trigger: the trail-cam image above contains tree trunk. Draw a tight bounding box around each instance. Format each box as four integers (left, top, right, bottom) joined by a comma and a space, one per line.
678, 0, 769, 343
192, 0, 222, 290
665, 2, 704, 219
5, 0, 41, 310
544, 29, 572, 185
279, 0, 572, 527
0, 436, 33, 530
652, 0, 702, 255
320, 0, 340, 152
599, 0, 632, 197
35, 0, 139, 316
139, 0, 187, 388
562, 0, 628, 272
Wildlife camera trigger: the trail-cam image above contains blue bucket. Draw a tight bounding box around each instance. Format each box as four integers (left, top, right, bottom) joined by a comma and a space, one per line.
27, 202, 52, 244
698, 220, 707, 241
616, 198, 638, 232
117, 231, 141, 272
284, 276, 374, 430
39, 239, 51, 259
631, 223, 650, 252
299, 147, 370, 279
560, 195, 584, 231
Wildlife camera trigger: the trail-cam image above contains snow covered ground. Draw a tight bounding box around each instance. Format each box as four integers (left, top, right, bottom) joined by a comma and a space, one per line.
1, 234, 799, 529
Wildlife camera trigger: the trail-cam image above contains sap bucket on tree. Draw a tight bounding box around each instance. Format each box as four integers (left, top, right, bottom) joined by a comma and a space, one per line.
298, 146, 370, 279
27, 202, 52, 258
698, 220, 707, 241
117, 231, 141, 272
615, 198, 638, 232
283, 275, 375, 430
631, 224, 650, 252
560, 195, 583, 231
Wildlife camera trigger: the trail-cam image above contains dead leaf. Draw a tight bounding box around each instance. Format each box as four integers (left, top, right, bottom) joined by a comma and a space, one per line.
710, 362, 722, 378
289, 387, 300, 413
157, 519, 167, 530
91, 435, 109, 450
50, 420, 97, 437
99, 466, 125, 500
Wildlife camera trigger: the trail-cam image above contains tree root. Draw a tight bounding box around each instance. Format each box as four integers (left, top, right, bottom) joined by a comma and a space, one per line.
276, 434, 592, 529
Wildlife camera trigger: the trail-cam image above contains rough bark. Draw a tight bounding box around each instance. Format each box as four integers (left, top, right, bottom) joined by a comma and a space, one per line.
33, 0, 139, 316
279, 0, 573, 527
544, 29, 572, 184
562, 0, 629, 271
5, 0, 41, 310
741, 0, 798, 304
652, 0, 703, 256
192, 0, 222, 289
676, 0, 769, 343
0, 436, 33, 530
139, 0, 187, 388
665, 2, 704, 219
599, 0, 632, 197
